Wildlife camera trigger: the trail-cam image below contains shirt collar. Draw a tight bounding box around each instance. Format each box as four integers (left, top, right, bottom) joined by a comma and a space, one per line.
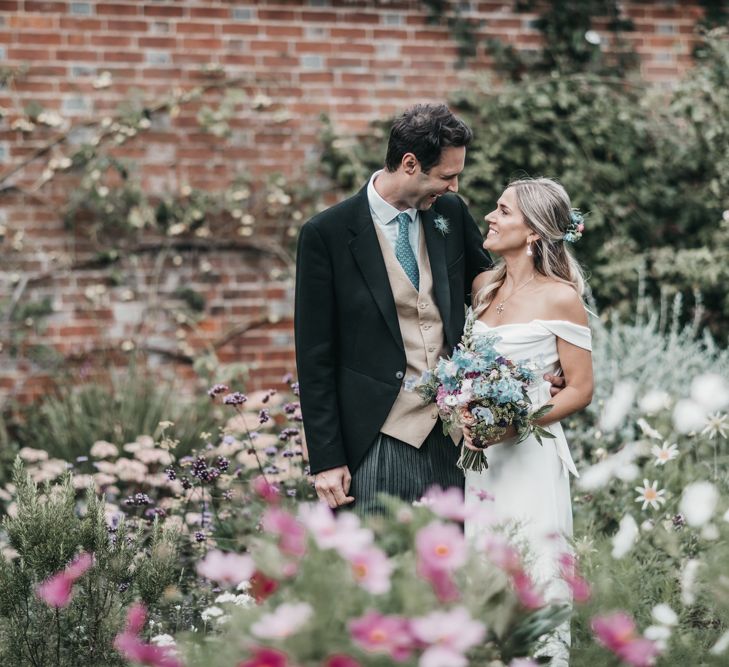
367, 170, 418, 225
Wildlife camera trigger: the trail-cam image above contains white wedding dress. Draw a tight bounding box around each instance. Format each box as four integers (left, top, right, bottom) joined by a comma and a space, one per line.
464, 318, 591, 666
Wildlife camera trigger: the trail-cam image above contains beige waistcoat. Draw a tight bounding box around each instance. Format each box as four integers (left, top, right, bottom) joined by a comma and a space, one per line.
374, 222, 459, 447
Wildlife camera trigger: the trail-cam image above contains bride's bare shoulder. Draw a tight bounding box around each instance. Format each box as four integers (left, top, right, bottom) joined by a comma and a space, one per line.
538, 280, 588, 326
471, 269, 496, 294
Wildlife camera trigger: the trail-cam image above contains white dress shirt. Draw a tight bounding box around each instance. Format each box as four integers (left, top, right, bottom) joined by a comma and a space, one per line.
367, 170, 420, 265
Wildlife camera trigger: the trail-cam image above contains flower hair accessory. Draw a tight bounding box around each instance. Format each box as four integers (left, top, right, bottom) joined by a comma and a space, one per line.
564, 209, 585, 243
434, 214, 450, 236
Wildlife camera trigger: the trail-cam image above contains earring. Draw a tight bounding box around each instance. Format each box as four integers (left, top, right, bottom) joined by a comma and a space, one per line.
526, 242, 533, 257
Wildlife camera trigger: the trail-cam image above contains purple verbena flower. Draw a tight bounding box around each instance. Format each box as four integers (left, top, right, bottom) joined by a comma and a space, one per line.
259, 409, 270, 424
223, 392, 248, 406
207, 383, 229, 398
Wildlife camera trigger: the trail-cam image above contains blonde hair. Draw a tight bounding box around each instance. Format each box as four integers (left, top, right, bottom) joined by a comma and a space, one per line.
474, 177, 586, 315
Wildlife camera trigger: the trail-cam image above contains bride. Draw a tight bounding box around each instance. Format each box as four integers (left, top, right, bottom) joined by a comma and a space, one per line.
464, 177, 594, 666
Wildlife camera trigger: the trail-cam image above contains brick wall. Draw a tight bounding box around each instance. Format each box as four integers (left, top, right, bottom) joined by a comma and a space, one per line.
0, 0, 706, 402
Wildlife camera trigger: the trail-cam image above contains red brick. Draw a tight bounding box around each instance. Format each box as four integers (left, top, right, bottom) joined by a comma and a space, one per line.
143, 4, 184, 18
264, 24, 303, 37
221, 24, 259, 36
190, 6, 229, 19
106, 20, 148, 32
0, 1, 20, 9
96, 3, 139, 15
8, 14, 57, 29
17, 31, 63, 45
182, 37, 223, 51
90, 34, 132, 47
59, 17, 102, 30
24, 1, 65, 11
7, 47, 53, 59
176, 20, 218, 34
138, 36, 177, 49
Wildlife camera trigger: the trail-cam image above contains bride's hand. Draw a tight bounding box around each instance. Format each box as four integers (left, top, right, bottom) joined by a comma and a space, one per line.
463, 424, 518, 450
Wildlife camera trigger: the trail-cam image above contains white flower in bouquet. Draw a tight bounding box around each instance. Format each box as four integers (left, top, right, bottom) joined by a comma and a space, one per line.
679, 481, 718, 526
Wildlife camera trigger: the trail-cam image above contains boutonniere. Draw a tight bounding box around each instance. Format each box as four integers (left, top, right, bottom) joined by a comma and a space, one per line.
434, 214, 450, 236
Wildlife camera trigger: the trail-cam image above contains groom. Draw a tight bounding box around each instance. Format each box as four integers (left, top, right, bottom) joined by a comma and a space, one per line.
295, 104, 491, 513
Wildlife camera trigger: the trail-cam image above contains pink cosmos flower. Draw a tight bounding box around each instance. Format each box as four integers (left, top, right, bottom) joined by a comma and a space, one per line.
250, 602, 313, 640
416, 561, 460, 602
237, 647, 289, 667
297, 502, 373, 557
114, 603, 183, 667
559, 552, 592, 603
37, 574, 74, 608
512, 570, 545, 609
196, 550, 255, 587
349, 611, 414, 662
261, 507, 307, 557
324, 655, 362, 667
251, 475, 280, 504
37, 551, 94, 608
410, 606, 486, 656
346, 546, 393, 595
422, 486, 472, 522
415, 521, 467, 572
592, 612, 660, 667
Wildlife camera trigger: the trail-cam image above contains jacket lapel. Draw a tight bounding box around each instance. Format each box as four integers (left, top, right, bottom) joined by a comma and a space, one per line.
348, 189, 404, 351
421, 208, 452, 346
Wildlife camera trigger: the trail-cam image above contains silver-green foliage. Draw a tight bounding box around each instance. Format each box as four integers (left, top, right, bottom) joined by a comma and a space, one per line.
0, 460, 180, 666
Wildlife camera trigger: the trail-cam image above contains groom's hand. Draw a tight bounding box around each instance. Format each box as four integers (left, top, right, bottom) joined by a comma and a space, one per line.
314, 465, 354, 509
545, 372, 566, 397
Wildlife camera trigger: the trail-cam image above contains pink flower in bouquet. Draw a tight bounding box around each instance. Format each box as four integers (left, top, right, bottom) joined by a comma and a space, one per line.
349, 611, 414, 662
559, 552, 591, 603
346, 545, 393, 594
592, 612, 660, 667
324, 655, 361, 667
262, 508, 307, 558
411, 606, 486, 665
237, 647, 289, 667
422, 485, 472, 522
298, 502, 373, 556
457, 406, 477, 426
416, 521, 467, 572
37, 551, 94, 608
251, 475, 280, 504
250, 602, 313, 640
196, 550, 255, 587
114, 602, 183, 667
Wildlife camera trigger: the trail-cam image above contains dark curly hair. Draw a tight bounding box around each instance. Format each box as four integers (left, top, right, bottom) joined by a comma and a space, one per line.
384, 103, 473, 174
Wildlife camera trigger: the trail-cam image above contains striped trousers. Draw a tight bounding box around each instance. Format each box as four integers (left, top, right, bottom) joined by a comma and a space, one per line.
348, 422, 463, 516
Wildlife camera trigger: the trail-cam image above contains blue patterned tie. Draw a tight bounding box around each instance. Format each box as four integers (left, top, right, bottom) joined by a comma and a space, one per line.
394, 212, 419, 291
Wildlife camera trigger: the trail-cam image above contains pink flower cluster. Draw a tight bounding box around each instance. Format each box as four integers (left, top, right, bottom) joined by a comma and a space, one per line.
415, 520, 467, 602
559, 552, 591, 603
592, 612, 661, 667
114, 602, 183, 667
298, 502, 393, 595
36, 552, 94, 608
484, 535, 544, 609
348, 606, 485, 666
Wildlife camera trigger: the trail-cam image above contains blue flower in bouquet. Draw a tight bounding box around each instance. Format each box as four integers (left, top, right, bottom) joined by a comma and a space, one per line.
471, 406, 495, 425
495, 378, 525, 404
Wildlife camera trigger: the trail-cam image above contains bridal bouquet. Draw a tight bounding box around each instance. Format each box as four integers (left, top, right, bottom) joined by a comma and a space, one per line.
412, 309, 554, 473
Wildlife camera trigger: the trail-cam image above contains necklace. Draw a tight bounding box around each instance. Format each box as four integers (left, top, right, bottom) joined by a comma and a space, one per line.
495, 273, 536, 315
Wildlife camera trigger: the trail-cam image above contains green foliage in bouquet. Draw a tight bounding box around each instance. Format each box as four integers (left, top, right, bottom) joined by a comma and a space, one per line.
0, 460, 181, 667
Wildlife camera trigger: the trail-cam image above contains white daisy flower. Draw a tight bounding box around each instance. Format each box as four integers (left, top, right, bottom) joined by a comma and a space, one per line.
702, 413, 728, 440
651, 442, 679, 465
634, 479, 666, 510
